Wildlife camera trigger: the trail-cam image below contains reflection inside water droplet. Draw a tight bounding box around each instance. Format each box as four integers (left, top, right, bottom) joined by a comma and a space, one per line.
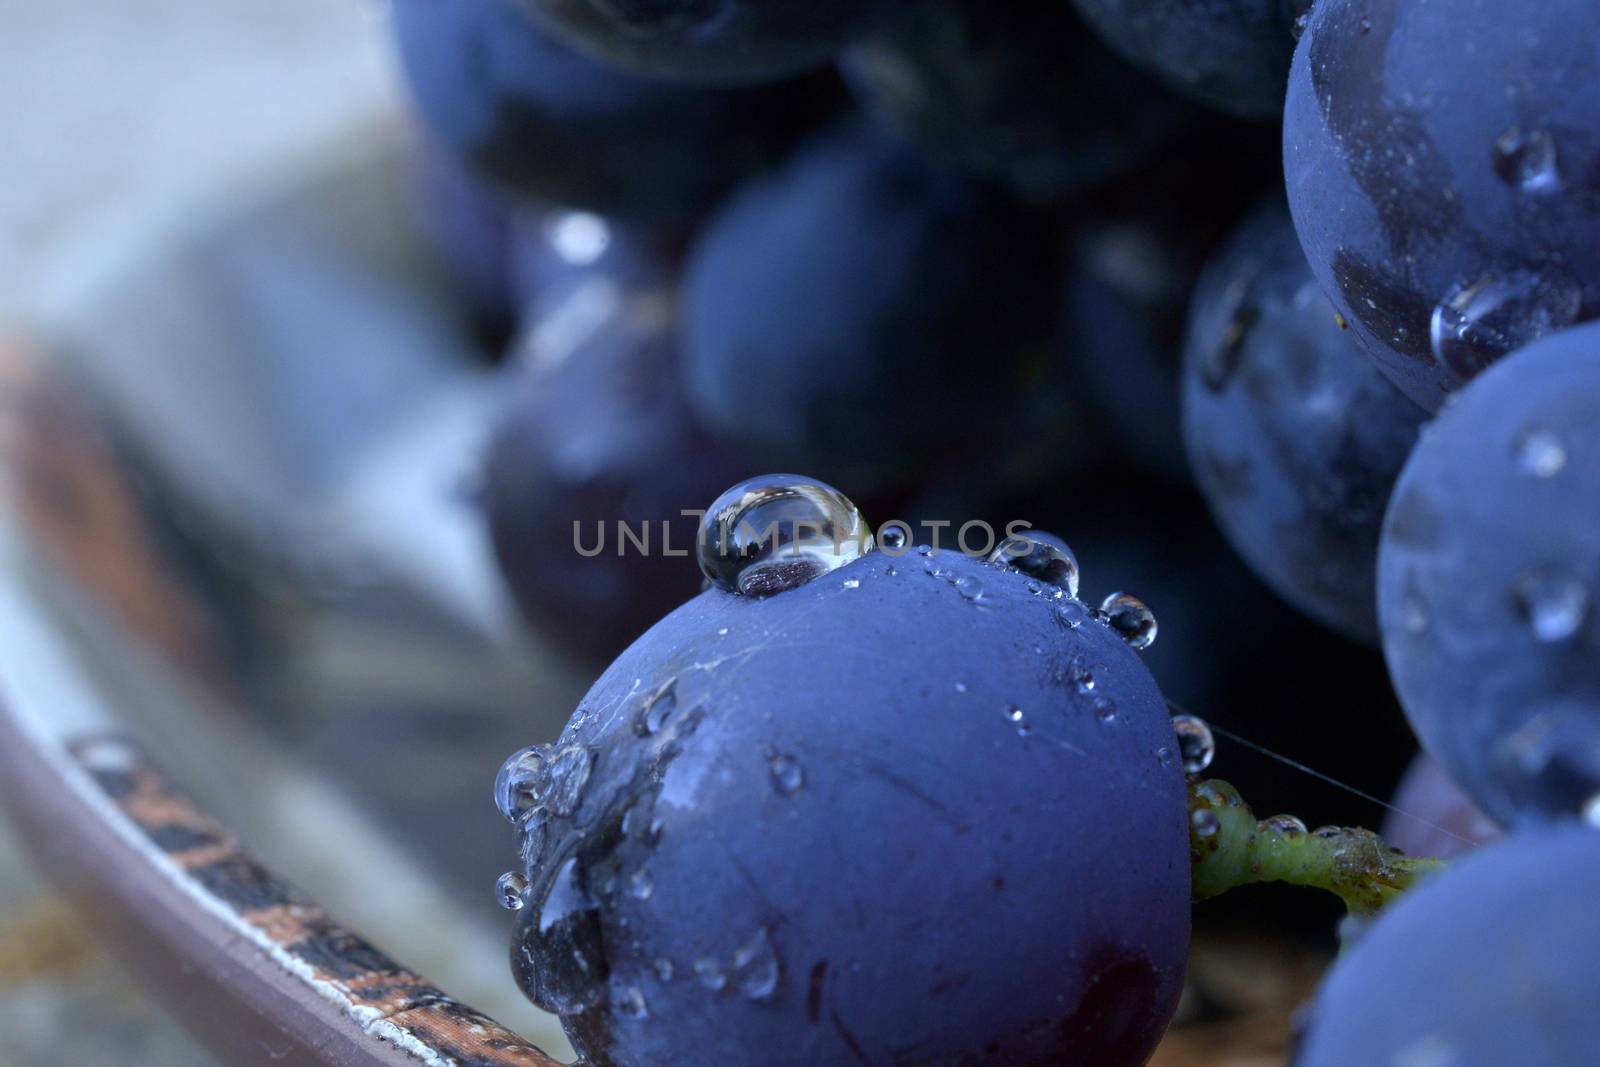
698, 475, 872, 597
1100, 593, 1159, 650
497, 870, 529, 910
494, 745, 551, 824
1170, 715, 1216, 774
988, 532, 1081, 597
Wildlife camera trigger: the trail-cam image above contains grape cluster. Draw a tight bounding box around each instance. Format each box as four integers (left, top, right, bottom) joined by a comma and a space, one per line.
383, 0, 1600, 1061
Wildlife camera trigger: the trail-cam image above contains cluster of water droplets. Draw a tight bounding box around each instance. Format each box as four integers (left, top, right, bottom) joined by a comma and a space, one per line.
492, 741, 596, 912
698, 475, 871, 597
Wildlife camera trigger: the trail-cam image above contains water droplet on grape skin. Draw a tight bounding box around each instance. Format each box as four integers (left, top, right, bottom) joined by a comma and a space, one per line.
653, 958, 675, 982
732, 928, 781, 1001
1191, 809, 1221, 839
1429, 269, 1582, 381
1513, 570, 1590, 642
1099, 593, 1159, 650
494, 745, 551, 824
497, 871, 529, 911
1492, 128, 1561, 194
1515, 429, 1567, 479
954, 575, 985, 601
629, 870, 654, 900
1005, 706, 1029, 736
988, 533, 1080, 597
878, 525, 908, 552
614, 984, 649, 1020
694, 958, 727, 992
633, 678, 678, 737
1170, 715, 1216, 774
698, 475, 872, 597
769, 753, 805, 795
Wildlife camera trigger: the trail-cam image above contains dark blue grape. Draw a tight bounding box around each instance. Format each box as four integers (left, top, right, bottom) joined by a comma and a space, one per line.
413, 145, 518, 349
392, 0, 837, 221
1378, 321, 1600, 828
680, 122, 1059, 493
1296, 825, 1600, 1067
1285, 0, 1600, 410
1065, 0, 1301, 117
484, 219, 747, 662
840, 0, 1193, 199
514, 0, 914, 84
1381, 754, 1500, 862
504, 546, 1190, 1066
1182, 203, 1426, 643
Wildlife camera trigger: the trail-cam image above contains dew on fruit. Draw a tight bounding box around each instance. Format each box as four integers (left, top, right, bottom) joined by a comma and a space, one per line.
614, 984, 649, 1020
1512, 568, 1590, 642
497, 870, 530, 911
954, 574, 985, 600
1584, 793, 1600, 829
653, 958, 675, 982
1191, 809, 1221, 839
1005, 705, 1030, 735
545, 745, 596, 816
1428, 269, 1582, 380
629, 870, 654, 901
1094, 697, 1116, 722
1171, 715, 1216, 774
698, 475, 872, 597
1514, 429, 1567, 479
733, 927, 781, 1001
878, 524, 908, 551
842, 578, 861, 589
769, 752, 805, 795
988, 532, 1081, 596
1491, 128, 1560, 194
694, 957, 727, 992
1073, 666, 1096, 692
634, 678, 679, 737
1100, 592, 1159, 650
495, 745, 552, 824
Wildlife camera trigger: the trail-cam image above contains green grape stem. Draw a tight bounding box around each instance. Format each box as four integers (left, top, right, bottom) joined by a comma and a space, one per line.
1188, 778, 1446, 919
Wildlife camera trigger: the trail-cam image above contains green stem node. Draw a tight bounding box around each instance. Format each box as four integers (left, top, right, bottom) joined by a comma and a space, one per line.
1187, 778, 1446, 919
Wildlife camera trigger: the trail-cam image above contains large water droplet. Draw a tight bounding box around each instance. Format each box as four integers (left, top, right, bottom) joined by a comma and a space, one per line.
1171, 715, 1216, 774
1515, 429, 1567, 479
953, 575, 985, 601
698, 475, 872, 597
1492, 128, 1561, 194
768, 753, 805, 795
732, 927, 780, 1001
1099, 593, 1159, 650
497, 871, 529, 911
494, 745, 551, 824
511, 857, 608, 1014
545, 746, 596, 817
989, 532, 1080, 597
1429, 269, 1581, 381
1512, 569, 1590, 642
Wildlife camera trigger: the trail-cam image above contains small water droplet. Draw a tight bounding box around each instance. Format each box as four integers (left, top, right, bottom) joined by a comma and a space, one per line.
1357, 14, 1372, 33
954, 681, 968, 693
1515, 429, 1567, 479
1261, 814, 1308, 836
769, 753, 805, 795
1073, 666, 1096, 693
718, 627, 729, 636
1191, 809, 1221, 838
1005, 705, 1030, 736
988, 533, 1080, 597
653, 958, 675, 982
732, 927, 781, 1001
1513, 569, 1590, 642
497, 871, 529, 910
1099, 593, 1159, 650
1429, 268, 1582, 381
878, 524, 909, 552
1290, 10, 1311, 40
694, 958, 727, 992
1157, 747, 1175, 769
614, 984, 648, 1020
1170, 715, 1216, 774
1093, 697, 1116, 722
954, 575, 985, 601
698, 475, 872, 597
634, 678, 678, 737
1492, 128, 1560, 193
629, 870, 654, 900
494, 745, 551, 823
841, 578, 860, 590
545, 746, 595, 817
